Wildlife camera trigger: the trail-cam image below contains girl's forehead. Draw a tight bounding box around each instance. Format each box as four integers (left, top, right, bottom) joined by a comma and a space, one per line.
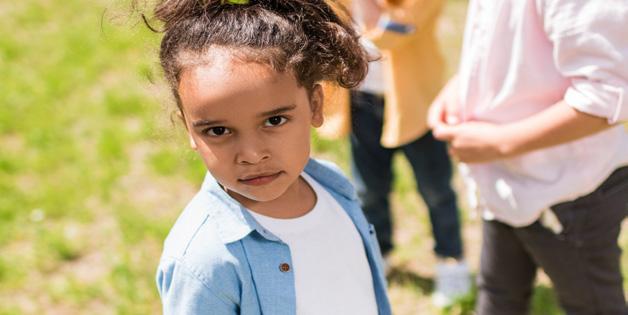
179, 47, 286, 81
177, 54, 308, 119
180, 62, 293, 102
182, 54, 275, 83
177, 47, 296, 92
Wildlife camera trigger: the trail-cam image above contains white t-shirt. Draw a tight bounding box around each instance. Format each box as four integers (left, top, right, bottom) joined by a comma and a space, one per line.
248, 173, 378, 315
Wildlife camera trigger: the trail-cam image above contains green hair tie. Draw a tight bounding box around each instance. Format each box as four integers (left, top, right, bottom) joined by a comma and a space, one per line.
221, 0, 249, 4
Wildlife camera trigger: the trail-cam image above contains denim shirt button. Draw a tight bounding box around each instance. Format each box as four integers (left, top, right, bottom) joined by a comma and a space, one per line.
279, 263, 291, 272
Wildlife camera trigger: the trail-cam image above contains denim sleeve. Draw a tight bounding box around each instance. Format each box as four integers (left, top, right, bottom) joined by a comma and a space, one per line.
157, 259, 238, 315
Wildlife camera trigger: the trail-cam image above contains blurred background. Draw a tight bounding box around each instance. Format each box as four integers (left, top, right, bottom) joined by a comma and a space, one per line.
1, 1, 626, 314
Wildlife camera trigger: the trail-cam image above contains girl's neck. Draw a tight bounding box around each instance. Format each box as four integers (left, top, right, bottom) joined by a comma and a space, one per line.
237, 176, 317, 219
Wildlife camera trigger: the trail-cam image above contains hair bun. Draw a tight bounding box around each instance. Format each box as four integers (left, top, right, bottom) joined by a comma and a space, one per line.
153, 0, 209, 31
154, 0, 253, 31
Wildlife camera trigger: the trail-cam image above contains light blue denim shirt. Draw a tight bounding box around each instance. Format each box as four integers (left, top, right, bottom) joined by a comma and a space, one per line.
156, 158, 392, 315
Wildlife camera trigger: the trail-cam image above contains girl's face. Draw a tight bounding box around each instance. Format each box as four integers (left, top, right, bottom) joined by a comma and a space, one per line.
177, 49, 324, 205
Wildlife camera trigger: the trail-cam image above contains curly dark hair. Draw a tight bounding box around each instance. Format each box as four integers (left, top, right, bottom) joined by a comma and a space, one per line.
143, 0, 369, 113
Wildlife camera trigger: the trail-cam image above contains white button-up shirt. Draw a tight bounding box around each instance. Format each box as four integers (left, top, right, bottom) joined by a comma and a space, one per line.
457, 0, 628, 226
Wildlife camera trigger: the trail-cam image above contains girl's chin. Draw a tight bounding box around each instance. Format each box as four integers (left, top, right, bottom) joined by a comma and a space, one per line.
228, 187, 287, 204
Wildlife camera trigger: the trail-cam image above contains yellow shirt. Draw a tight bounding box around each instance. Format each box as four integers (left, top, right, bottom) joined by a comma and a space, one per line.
319, 0, 446, 148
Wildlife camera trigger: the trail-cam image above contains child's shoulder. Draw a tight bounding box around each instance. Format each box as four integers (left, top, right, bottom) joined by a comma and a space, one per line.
157, 177, 256, 308
304, 158, 358, 201
158, 185, 243, 277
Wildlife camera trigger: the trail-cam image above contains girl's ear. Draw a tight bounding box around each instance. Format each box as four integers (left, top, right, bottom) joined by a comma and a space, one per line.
310, 84, 325, 128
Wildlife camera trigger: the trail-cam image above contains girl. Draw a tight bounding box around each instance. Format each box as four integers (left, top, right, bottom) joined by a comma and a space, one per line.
146, 0, 392, 314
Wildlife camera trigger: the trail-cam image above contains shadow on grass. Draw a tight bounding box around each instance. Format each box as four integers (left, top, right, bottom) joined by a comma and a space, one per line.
387, 265, 434, 294
386, 265, 476, 315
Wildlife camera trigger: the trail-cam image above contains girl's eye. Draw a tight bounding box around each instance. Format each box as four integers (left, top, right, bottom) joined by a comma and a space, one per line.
265, 116, 287, 127
205, 127, 231, 137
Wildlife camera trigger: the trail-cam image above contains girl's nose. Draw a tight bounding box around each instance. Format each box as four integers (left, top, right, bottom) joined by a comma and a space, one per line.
235, 138, 270, 165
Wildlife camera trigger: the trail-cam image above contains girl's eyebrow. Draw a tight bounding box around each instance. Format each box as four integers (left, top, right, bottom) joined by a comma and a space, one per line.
192, 119, 225, 127
191, 105, 296, 127
258, 104, 297, 117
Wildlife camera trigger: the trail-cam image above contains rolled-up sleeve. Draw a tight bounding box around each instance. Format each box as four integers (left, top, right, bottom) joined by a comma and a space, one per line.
544, 0, 628, 123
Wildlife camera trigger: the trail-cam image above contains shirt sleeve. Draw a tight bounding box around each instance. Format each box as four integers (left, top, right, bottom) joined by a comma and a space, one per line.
543, 0, 628, 123
156, 259, 238, 315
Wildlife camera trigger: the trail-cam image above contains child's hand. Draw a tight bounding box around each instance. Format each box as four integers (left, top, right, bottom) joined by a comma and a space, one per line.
433, 121, 513, 163
428, 76, 462, 128
355, 0, 384, 30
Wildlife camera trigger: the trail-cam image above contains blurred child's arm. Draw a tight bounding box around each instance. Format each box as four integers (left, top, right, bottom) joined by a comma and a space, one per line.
433, 101, 613, 163
434, 2, 628, 163
157, 260, 238, 315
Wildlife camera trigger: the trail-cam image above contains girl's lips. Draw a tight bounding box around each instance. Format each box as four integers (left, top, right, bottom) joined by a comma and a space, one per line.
238, 172, 281, 186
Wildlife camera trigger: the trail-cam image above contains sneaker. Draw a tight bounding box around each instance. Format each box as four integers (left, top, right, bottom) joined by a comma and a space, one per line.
432, 259, 472, 307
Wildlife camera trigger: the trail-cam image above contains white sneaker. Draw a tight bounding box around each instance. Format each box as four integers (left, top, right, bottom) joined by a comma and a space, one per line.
432, 259, 472, 307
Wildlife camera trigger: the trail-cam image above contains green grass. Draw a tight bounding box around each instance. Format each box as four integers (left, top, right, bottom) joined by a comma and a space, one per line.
0, 0, 625, 314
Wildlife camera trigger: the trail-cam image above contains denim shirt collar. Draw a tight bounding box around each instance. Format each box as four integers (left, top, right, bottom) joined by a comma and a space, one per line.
200, 158, 358, 244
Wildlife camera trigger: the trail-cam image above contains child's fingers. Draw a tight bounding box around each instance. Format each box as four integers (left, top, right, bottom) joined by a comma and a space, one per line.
427, 99, 446, 129
429, 77, 461, 128
443, 91, 461, 125
432, 124, 456, 141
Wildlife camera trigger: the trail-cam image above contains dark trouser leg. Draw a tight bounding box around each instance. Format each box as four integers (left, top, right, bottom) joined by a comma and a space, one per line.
516, 167, 628, 315
350, 91, 395, 256
478, 167, 628, 315
476, 220, 537, 315
402, 131, 463, 258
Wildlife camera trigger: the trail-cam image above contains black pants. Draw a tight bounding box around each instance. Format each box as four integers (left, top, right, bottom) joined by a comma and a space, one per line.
477, 167, 628, 315
350, 91, 463, 258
